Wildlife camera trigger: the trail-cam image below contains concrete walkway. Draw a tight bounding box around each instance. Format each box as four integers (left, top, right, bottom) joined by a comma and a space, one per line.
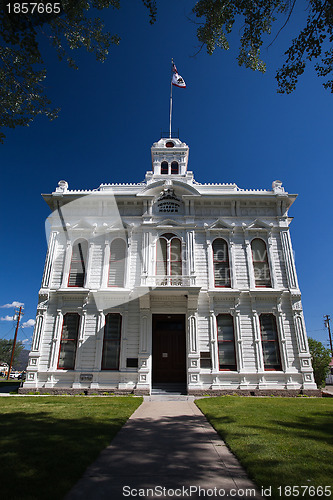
65, 398, 263, 500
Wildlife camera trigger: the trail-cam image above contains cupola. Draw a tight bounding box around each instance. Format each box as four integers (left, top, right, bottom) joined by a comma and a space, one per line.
150, 137, 189, 177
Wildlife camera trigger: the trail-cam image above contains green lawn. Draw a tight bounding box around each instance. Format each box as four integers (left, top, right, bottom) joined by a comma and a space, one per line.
0, 396, 142, 500
196, 397, 333, 500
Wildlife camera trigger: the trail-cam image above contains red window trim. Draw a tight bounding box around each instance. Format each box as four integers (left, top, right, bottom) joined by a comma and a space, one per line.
216, 314, 237, 371
57, 313, 80, 370
156, 235, 182, 277
101, 313, 122, 371
212, 238, 231, 288
259, 314, 282, 371
251, 238, 272, 288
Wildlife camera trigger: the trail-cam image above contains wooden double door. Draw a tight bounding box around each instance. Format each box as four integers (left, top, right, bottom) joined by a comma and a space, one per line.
152, 314, 187, 384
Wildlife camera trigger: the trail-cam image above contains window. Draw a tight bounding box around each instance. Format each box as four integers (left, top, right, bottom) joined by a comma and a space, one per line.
102, 314, 122, 370
251, 238, 271, 287
212, 239, 231, 287
259, 314, 282, 370
108, 238, 126, 287
217, 314, 237, 370
156, 233, 182, 284
171, 161, 179, 174
161, 161, 168, 174
58, 313, 80, 370
68, 240, 88, 287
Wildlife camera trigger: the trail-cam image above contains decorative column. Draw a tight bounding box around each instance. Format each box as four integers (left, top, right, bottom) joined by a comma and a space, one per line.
274, 300, 289, 373
267, 231, 277, 288
72, 309, 86, 388
141, 229, 150, 286
243, 229, 255, 289
291, 295, 317, 389
187, 309, 200, 391
234, 303, 244, 372
136, 294, 151, 393
229, 229, 237, 289
41, 231, 57, 288
32, 313, 44, 353
84, 242, 94, 288
61, 240, 72, 288
205, 230, 214, 290
24, 295, 49, 389
186, 230, 195, 279
209, 308, 218, 373
49, 309, 63, 372
252, 309, 264, 374
280, 229, 298, 289
91, 310, 105, 388
209, 305, 221, 390
126, 224, 134, 288
101, 237, 111, 288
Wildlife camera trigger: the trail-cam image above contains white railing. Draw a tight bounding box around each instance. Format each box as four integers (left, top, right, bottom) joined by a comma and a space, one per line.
142, 275, 196, 287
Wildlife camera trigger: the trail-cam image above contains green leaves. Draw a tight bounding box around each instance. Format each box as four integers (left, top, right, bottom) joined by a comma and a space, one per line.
0, 339, 24, 366
0, 0, 154, 142
308, 337, 331, 389
192, 0, 333, 93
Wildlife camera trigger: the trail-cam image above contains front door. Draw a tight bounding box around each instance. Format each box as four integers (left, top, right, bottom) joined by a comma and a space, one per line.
152, 314, 186, 384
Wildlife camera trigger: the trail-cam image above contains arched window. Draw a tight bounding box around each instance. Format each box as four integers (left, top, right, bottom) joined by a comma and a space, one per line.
217, 314, 237, 370
156, 233, 182, 284
101, 313, 122, 370
212, 239, 230, 287
251, 238, 271, 287
68, 240, 88, 287
58, 313, 80, 370
108, 238, 126, 287
161, 161, 168, 174
171, 161, 179, 174
259, 314, 282, 370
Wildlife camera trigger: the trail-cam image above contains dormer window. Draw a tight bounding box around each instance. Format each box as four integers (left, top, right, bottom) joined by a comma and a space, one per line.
161, 161, 168, 174
171, 161, 179, 174
165, 141, 174, 148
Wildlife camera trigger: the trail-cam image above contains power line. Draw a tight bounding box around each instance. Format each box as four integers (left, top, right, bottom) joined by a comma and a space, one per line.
324, 315, 333, 357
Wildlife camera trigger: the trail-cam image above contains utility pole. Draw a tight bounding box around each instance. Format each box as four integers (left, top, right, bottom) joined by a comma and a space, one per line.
324, 315, 333, 357
7, 306, 23, 380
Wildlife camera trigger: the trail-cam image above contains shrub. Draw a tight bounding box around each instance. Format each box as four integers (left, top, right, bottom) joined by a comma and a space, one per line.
308, 337, 332, 388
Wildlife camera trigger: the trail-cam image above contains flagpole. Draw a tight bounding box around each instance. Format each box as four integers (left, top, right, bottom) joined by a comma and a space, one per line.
169, 58, 173, 138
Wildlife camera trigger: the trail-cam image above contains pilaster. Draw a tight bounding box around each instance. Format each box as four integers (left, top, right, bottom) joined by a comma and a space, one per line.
187, 310, 200, 389
291, 295, 317, 389
136, 294, 151, 391
281, 229, 299, 289
61, 240, 72, 288
42, 231, 57, 288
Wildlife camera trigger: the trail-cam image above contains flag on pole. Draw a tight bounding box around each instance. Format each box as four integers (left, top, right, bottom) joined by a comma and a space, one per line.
172, 61, 186, 88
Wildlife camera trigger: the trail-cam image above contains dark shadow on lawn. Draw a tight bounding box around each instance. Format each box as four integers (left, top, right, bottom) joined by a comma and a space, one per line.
0, 411, 128, 500
198, 408, 333, 499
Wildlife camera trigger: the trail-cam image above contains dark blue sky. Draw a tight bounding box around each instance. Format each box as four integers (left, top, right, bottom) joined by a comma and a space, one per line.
1, 0, 332, 348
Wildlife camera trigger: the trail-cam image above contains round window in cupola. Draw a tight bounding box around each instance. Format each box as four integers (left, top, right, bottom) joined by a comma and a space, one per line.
165, 141, 174, 148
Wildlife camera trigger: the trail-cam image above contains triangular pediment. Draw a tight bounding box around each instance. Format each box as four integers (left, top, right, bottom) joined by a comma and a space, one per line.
156, 218, 184, 227
245, 219, 273, 230
208, 219, 234, 230
71, 219, 96, 229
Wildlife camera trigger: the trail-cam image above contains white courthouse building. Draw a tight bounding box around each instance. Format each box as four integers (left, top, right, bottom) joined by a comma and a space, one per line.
23, 137, 317, 395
